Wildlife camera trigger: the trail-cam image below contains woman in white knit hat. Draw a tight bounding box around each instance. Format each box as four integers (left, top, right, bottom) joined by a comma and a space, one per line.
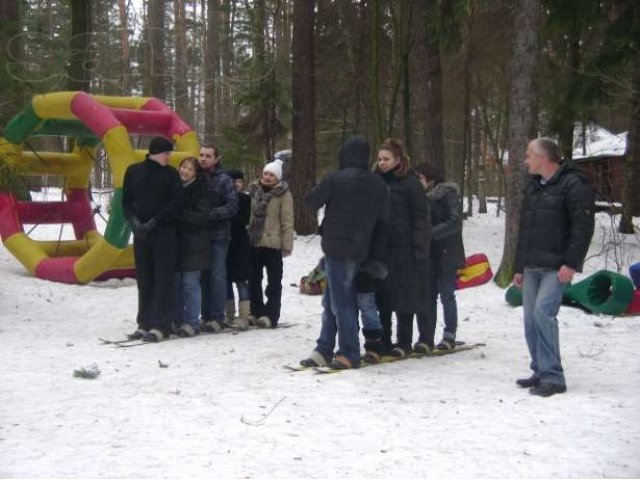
247, 159, 294, 327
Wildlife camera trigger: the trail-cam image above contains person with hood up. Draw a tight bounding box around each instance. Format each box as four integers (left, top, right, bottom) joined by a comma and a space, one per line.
413, 162, 466, 352
513, 137, 595, 397
301, 135, 390, 370
247, 159, 294, 328
122, 136, 184, 342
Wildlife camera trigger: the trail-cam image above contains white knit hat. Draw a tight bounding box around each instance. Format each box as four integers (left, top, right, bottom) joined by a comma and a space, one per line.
263, 159, 283, 180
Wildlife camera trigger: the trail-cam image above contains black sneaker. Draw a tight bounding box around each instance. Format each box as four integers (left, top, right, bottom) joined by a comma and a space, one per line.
389, 345, 411, 358
529, 382, 566, 397
127, 329, 147, 340
516, 375, 541, 388
142, 329, 166, 342
413, 342, 434, 354
435, 338, 456, 350
300, 350, 329, 368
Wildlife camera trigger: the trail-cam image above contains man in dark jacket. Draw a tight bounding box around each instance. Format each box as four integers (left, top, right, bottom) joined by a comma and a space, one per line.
198, 145, 238, 332
302, 135, 390, 369
122, 136, 184, 342
513, 137, 595, 397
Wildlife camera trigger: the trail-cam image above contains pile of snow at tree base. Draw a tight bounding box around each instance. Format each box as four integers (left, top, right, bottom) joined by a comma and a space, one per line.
1, 191, 639, 478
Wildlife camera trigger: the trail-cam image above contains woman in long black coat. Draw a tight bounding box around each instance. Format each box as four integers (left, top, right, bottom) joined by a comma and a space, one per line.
375, 138, 431, 357
174, 157, 211, 337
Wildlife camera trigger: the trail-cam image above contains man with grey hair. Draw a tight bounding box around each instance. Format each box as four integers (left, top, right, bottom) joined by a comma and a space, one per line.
513, 137, 595, 397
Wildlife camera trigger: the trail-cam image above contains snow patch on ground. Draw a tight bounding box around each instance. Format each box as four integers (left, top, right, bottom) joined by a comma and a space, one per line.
1, 201, 639, 478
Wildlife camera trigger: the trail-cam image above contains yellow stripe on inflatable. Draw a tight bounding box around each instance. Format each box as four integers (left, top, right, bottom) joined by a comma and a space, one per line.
102, 126, 136, 187
457, 261, 490, 281
66, 145, 95, 189
3, 233, 48, 274
20, 152, 81, 176
38, 238, 95, 257
175, 131, 200, 156
112, 245, 135, 268
74, 237, 126, 284
32, 92, 77, 120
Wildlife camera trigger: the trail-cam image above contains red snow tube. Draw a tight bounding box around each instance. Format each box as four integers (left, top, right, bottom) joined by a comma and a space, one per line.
456, 253, 493, 290
626, 290, 640, 315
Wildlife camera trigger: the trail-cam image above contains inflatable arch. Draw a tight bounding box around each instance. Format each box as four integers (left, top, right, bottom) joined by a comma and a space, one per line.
0, 92, 199, 284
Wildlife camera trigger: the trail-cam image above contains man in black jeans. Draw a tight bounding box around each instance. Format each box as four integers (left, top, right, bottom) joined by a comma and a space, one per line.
122, 137, 184, 342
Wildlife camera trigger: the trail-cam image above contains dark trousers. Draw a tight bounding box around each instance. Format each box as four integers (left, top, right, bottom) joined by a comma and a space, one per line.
416, 263, 458, 346
249, 247, 283, 325
134, 228, 178, 335
380, 310, 415, 352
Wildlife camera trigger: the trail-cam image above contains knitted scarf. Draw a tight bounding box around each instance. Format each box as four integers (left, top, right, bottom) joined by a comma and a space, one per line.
248, 181, 289, 246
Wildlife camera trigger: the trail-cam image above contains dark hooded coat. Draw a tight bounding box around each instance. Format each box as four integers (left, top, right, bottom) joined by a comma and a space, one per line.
428, 181, 466, 270
306, 136, 390, 262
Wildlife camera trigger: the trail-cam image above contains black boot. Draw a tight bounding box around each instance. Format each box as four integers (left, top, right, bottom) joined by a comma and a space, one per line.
363, 329, 384, 364
516, 375, 540, 388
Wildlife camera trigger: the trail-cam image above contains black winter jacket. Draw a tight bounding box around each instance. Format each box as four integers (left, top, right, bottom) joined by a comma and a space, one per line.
515, 162, 595, 273
177, 176, 211, 272
428, 181, 466, 270
122, 157, 184, 228
306, 137, 390, 262
375, 169, 431, 314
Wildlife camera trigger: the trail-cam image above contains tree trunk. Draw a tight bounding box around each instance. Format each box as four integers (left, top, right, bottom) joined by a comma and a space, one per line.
291, 0, 317, 235
118, 0, 131, 94
494, 0, 540, 287
371, 0, 384, 144
619, 51, 640, 233
414, 0, 445, 171
204, 0, 220, 139
0, 0, 23, 124
174, 0, 191, 125
68, 0, 92, 92
143, 0, 166, 100
477, 111, 488, 214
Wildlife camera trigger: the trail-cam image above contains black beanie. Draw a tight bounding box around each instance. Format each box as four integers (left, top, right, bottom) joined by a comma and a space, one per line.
227, 169, 244, 180
148, 136, 174, 155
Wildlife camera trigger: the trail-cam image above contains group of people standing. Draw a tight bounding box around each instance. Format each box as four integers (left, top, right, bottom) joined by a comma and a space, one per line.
122, 137, 293, 343
120, 132, 595, 399
301, 135, 595, 400
301, 135, 466, 370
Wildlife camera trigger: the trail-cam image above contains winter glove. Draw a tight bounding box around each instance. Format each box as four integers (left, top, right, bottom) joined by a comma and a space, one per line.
130, 217, 145, 238
139, 218, 157, 238
358, 260, 388, 280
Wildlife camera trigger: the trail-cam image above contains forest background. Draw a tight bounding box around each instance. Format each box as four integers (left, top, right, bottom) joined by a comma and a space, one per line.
0, 0, 639, 284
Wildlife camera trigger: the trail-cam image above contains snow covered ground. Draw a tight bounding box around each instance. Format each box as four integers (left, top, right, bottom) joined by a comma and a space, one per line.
1, 196, 639, 478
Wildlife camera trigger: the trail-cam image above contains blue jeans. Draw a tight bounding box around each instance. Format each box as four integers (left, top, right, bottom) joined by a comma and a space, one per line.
227, 280, 250, 301
315, 257, 360, 365
201, 239, 230, 321
174, 270, 202, 331
438, 267, 459, 338
357, 292, 382, 331
522, 267, 568, 387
